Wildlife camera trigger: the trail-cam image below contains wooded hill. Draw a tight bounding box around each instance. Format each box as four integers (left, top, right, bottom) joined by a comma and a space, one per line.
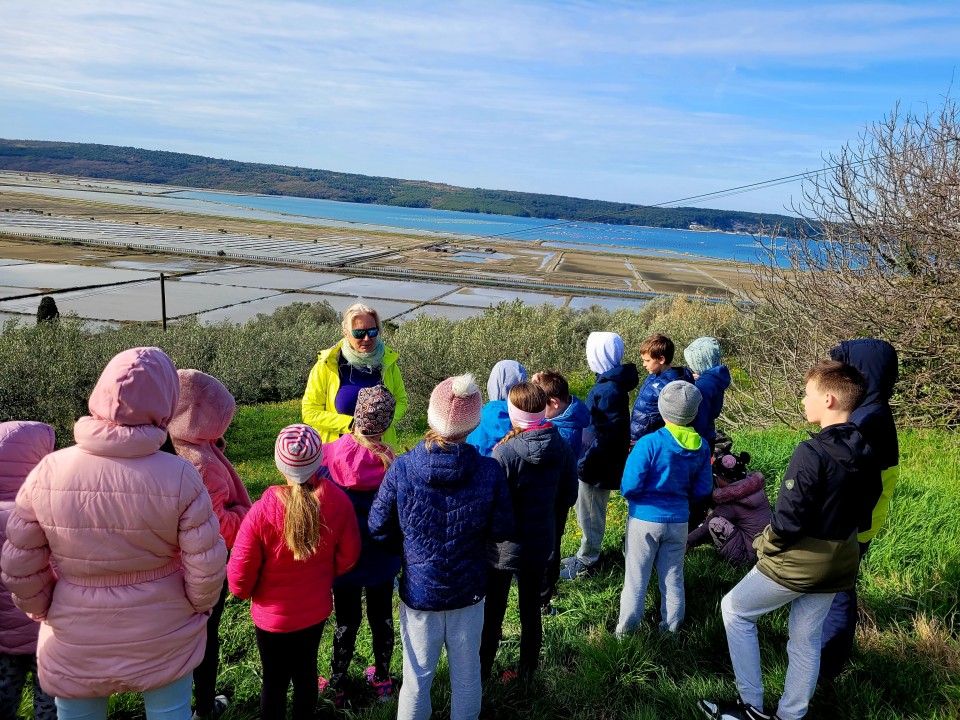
0, 139, 798, 233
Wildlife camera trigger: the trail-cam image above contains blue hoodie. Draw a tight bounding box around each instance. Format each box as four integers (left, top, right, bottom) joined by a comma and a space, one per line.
550, 396, 591, 459
466, 360, 527, 456
691, 365, 731, 443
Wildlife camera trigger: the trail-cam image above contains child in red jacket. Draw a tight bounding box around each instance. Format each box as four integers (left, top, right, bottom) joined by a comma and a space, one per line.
228, 425, 360, 720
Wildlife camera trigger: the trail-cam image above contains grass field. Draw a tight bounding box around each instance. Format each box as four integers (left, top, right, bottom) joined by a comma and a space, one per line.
18, 402, 960, 719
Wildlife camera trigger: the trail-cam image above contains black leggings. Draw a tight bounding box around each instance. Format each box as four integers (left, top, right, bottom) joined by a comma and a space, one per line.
480, 566, 545, 679
329, 581, 395, 687
193, 578, 229, 713
255, 620, 326, 720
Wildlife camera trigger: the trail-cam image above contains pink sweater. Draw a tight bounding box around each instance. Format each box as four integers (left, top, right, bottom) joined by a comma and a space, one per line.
0, 348, 227, 699
228, 481, 360, 632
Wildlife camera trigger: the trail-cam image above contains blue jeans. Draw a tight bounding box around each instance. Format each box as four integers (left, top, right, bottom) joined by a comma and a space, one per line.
721, 566, 835, 720
397, 599, 484, 720
616, 517, 688, 634
55, 673, 193, 720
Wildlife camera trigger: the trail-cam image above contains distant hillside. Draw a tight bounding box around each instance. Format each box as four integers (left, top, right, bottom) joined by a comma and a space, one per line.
0, 139, 798, 233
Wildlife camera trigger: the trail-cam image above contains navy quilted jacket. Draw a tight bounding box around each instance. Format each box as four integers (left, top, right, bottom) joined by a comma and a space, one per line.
630, 366, 695, 442
368, 440, 513, 611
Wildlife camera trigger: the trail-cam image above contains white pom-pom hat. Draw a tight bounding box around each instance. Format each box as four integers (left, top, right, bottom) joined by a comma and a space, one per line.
427, 373, 483, 439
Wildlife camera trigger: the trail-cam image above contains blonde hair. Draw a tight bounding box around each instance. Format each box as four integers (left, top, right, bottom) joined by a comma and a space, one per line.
353, 429, 395, 470
342, 302, 381, 333
495, 382, 547, 449
424, 428, 460, 451
278, 480, 324, 560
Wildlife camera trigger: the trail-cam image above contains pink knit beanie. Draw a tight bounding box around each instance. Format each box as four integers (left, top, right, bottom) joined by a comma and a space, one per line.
275, 424, 323, 483
427, 374, 483, 439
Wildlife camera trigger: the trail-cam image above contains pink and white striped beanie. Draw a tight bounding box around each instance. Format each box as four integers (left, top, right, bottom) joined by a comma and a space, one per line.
275, 424, 323, 483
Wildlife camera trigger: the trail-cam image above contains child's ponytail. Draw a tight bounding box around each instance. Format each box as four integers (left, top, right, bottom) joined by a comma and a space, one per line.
279, 480, 323, 560
353, 429, 395, 470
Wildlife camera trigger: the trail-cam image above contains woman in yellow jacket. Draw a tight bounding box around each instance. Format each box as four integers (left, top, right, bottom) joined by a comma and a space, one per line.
302, 303, 408, 449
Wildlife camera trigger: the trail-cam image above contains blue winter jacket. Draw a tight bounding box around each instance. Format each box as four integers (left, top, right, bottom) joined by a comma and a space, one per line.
579, 363, 640, 490
621, 427, 713, 523
691, 365, 731, 444
630, 366, 695, 442
368, 440, 514, 611
550, 396, 591, 459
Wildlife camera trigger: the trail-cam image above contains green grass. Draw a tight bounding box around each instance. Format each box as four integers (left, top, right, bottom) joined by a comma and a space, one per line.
18, 412, 960, 719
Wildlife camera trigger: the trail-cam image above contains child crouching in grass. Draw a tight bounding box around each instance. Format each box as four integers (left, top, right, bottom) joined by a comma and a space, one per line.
320, 385, 401, 707
617, 381, 713, 635
228, 425, 360, 720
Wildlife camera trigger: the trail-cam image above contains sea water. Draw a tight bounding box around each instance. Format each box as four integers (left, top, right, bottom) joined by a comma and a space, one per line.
173, 190, 771, 263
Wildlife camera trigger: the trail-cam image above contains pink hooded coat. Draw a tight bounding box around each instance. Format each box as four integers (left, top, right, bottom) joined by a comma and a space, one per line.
168, 369, 252, 549
0, 347, 227, 699
0, 421, 55, 655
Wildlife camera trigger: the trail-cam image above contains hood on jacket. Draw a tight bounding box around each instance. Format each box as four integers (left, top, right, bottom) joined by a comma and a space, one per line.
829, 339, 898, 413
88, 347, 180, 429
0, 421, 55, 502
323, 435, 389, 491
600, 361, 640, 391
809, 423, 874, 473
503, 425, 566, 465
586, 332, 624, 375
411, 440, 482, 487
487, 360, 527, 401
713, 471, 765, 504
552, 396, 591, 431
168, 370, 236, 442
698, 365, 732, 391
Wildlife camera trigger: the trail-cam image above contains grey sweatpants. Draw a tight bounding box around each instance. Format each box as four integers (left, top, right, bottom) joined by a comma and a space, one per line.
398, 599, 484, 720
575, 481, 612, 566
616, 517, 687, 634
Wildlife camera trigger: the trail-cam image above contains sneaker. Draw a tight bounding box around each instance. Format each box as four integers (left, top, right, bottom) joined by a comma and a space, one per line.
560, 555, 579, 569
559, 558, 594, 580
365, 666, 394, 702
500, 669, 518, 683
191, 695, 228, 720
541, 603, 557, 616
698, 698, 774, 720
318, 676, 346, 708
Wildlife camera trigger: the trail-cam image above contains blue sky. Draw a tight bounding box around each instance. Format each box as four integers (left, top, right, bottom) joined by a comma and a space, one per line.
1, 1, 957, 214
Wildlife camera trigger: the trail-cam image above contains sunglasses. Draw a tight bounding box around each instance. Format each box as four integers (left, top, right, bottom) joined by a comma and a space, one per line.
351, 327, 380, 340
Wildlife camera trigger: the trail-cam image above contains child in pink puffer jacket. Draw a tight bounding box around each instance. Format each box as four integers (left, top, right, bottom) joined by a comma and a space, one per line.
0, 347, 227, 720
168, 369, 252, 719
0, 421, 57, 720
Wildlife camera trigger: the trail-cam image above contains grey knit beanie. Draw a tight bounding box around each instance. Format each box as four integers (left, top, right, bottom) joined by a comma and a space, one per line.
658, 381, 702, 427
683, 336, 722, 376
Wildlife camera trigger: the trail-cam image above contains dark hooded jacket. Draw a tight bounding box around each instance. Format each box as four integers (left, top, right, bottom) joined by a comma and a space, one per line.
488, 425, 578, 571
630, 366, 695, 441
550, 396, 591, 460
368, 440, 513, 611
754, 423, 879, 592
579, 363, 640, 490
830, 339, 899, 542
691, 365, 732, 444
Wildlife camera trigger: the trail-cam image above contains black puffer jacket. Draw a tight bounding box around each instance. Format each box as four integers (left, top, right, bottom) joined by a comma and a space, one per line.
755, 423, 880, 592
579, 363, 640, 490
488, 425, 578, 571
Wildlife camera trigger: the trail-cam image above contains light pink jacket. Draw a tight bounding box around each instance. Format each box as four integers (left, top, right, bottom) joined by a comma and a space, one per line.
0, 421, 55, 655
0, 348, 227, 699
169, 369, 252, 549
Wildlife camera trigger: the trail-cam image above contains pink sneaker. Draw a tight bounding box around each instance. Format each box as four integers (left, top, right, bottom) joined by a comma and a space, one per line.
365, 666, 394, 702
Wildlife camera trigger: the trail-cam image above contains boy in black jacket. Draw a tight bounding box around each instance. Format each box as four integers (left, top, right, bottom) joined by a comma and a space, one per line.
699, 361, 879, 720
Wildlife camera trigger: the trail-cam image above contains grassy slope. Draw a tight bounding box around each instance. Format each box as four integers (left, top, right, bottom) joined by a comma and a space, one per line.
24, 404, 959, 719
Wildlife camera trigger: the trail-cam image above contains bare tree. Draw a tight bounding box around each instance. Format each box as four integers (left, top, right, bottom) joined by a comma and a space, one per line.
731, 96, 960, 427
